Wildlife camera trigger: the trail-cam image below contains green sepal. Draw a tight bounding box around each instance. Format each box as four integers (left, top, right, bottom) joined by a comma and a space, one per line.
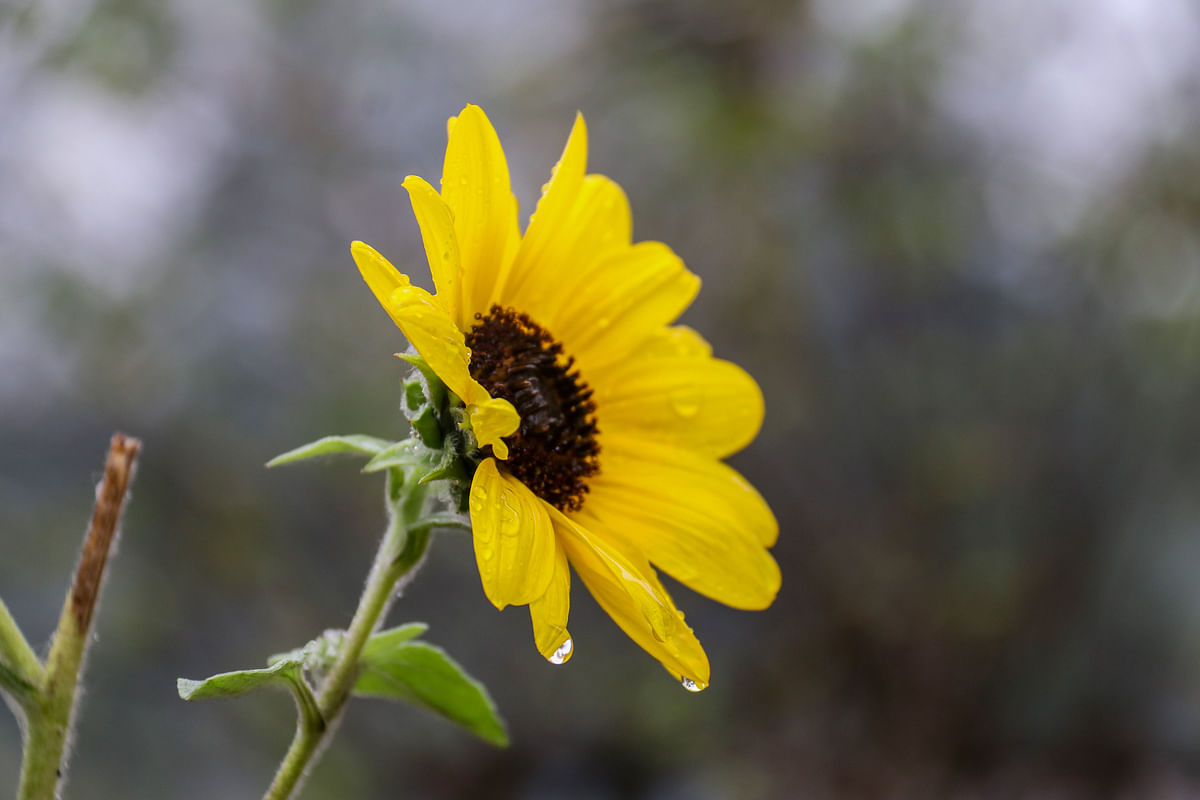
419, 442, 469, 485
404, 381, 427, 414
354, 638, 508, 747
266, 435, 395, 467
362, 440, 430, 474
408, 406, 444, 449
397, 352, 448, 411
398, 352, 452, 448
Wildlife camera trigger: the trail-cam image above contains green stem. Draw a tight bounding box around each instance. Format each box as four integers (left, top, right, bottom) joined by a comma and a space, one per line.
263, 470, 432, 800
18, 434, 140, 800
0, 597, 42, 701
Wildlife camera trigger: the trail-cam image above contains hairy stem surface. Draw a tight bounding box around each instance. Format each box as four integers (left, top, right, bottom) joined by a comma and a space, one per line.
262, 473, 431, 800
18, 433, 141, 800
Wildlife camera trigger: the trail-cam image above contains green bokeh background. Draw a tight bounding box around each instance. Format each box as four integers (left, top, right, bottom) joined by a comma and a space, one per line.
4, 1, 1200, 797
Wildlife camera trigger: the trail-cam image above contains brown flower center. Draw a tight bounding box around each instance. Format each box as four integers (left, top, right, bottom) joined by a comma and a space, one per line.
466, 305, 600, 512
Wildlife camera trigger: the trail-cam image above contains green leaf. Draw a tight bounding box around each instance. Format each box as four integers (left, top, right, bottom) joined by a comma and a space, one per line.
362, 623, 429, 660
355, 641, 508, 747
177, 659, 305, 701
362, 440, 429, 473
179, 658, 324, 731
266, 435, 395, 467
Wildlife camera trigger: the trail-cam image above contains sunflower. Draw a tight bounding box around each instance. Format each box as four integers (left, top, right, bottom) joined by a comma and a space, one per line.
353, 105, 779, 689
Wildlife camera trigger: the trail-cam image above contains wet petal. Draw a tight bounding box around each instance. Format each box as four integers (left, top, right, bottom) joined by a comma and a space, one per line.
584, 477, 780, 611
469, 459, 556, 609
553, 507, 710, 686
467, 397, 520, 460
509, 174, 632, 324
554, 242, 700, 373
595, 356, 764, 459
500, 113, 588, 307
388, 284, 481, 406
529, 542, 572, 662
402, 175, 461, 322
351, 241, 412, 328
441, 105, 519, 320
595, 434, 778, 549
636, 325, 713, 360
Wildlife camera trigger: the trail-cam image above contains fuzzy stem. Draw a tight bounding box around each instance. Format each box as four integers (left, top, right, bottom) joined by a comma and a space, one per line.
18, 433, 141, 800
0, 596, 42, 702
262, 471, 431, 800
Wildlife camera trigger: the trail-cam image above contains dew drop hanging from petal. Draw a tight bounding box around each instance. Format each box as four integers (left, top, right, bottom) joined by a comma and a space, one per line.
548, 638, 573, 665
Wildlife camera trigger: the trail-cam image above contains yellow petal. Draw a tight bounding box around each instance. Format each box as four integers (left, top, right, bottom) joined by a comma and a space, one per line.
583, 480, 780, 611
529, 542, 572, 663
388, 284, 480, 406
508, 174, 632, 324
552, 506, 710, 686
637, 325, 713, 360
553, 242, 700, 374
441, 105, 519, 320
351, 241, 412, 328
467, 397, 520, 460
468, 459, 556, 609
595, 433, 778, 549
595, 356, 764, 459
402, 174, 461, 321
500, 113, 588, 308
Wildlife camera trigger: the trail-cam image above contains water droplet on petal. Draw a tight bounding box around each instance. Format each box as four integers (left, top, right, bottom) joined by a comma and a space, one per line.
681, 678, 706, 693
460, 176, 469, 186
499, 499, 521, 537
671, 392, 701, 418
548, 638, 573, 665
480, 546, 494, 560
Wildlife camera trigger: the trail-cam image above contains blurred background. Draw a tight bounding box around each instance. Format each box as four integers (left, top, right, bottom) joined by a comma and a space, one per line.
3, 0, 1200, 797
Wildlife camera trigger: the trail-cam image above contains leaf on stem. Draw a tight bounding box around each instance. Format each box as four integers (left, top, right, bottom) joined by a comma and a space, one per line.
179, 659, 325, 734
266, 435, 396, 467
178, 659, 308, 702
354, 638, 508, 747
362, 440, 430, 473
361, 623, 429, 658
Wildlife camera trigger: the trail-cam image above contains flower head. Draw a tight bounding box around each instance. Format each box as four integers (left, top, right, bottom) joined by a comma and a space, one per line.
353, 105, 779, 689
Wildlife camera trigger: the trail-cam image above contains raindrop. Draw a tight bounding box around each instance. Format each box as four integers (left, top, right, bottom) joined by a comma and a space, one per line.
671, 393, 701, 418
500, 500, 521, 537
548, 638, 573, 665
479, 545, 494, 561
681, 678, 706, 693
